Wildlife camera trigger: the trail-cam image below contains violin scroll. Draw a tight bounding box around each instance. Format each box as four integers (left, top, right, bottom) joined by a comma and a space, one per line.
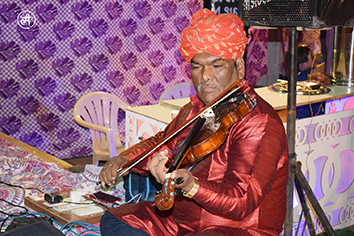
155, 174, 177, 211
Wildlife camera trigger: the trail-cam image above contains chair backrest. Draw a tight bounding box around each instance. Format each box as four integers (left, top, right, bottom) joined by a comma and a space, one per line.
159, 82, 196, 102
73, 92, 128, 162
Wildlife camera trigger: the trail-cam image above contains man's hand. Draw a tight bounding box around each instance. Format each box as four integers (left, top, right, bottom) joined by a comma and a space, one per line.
148, 150, 195, 193
171, 169, 195, 193
99, 156, 130, 187
148, 150, 169, 184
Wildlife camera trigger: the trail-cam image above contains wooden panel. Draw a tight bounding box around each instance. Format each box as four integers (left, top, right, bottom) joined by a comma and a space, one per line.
24, 191, 106, 225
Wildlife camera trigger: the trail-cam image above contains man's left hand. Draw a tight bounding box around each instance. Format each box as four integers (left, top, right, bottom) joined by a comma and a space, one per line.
148, 150, 195, 193
171, 169, 195, 193
148, 150, 169, 184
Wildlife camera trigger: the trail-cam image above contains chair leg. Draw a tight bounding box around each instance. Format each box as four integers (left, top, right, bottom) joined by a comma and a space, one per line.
92, 153, 111, 166
92, 154, 99, 166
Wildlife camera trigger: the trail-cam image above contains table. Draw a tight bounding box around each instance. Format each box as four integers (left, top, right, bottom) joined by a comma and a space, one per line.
24, 190, 106, 225
0, 132, 109, 229
256, 85, 354, 121
125, 104, 177, 148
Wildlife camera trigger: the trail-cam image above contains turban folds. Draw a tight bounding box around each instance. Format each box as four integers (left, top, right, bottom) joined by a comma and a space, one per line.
179, 8, 248, 63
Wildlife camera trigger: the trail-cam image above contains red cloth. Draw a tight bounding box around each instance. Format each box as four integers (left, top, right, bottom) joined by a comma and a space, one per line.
179, 8, 248, 63
109, 80, 288, 235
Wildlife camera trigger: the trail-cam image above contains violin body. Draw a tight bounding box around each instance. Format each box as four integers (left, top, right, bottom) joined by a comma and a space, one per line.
186, 92, 256, 164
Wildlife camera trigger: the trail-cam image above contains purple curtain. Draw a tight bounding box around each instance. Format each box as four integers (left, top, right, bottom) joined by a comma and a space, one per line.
245, 27, 268, 86
0, 0, 202, 160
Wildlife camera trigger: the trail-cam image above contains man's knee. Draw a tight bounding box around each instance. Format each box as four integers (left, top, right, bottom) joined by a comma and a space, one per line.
100, 211, 150, 236
100, 211, 120, 235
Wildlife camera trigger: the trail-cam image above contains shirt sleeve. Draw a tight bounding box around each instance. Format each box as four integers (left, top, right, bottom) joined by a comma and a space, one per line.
192, 113, 288, 220
118, 102, 194, 175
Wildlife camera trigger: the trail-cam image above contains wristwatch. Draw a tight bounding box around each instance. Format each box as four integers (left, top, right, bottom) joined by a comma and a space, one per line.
183, 176, 199, 198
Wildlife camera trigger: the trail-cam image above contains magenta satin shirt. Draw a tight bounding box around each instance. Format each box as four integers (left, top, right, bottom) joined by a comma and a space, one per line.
109, 81, 289, 236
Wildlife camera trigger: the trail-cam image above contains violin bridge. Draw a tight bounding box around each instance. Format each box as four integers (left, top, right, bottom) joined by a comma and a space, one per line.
200, 107, 215, 119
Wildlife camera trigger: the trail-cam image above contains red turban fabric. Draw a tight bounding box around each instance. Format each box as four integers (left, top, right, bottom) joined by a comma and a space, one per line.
179, 8, 248, 63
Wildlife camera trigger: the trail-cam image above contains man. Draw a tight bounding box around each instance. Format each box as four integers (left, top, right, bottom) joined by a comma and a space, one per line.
99, 9, 288, 236
296, 45, 331, 86
296, 45, 325, 82
285, 45, 330, 119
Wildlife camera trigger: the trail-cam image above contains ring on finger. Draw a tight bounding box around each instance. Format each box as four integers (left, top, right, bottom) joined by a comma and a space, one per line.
109, 163, 113, 166
103, 167, 107, 170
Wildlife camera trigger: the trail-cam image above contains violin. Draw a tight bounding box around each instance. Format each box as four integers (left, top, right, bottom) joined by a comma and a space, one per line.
155, 92, 257, 211
114, 79, 246, 178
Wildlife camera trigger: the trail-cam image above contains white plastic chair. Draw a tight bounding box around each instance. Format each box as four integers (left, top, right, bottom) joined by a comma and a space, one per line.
159, 82, 196, 102
73, 92, 128, 165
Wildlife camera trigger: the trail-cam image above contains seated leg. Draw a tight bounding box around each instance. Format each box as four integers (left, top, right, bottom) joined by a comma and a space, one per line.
100, 211, 149, 236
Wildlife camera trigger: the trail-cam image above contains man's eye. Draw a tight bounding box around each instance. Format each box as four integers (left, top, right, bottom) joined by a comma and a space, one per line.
214, 65, 222, 68
191, 65, 200, 70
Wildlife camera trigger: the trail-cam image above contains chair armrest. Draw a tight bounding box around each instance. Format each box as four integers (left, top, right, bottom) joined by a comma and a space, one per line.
74, 116, 110, 134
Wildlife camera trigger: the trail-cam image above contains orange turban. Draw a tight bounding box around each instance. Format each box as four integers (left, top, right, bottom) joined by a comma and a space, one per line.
179, 8, 248, 63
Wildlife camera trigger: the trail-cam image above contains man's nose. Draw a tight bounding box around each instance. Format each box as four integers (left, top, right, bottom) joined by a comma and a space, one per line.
202, 67, 212, 81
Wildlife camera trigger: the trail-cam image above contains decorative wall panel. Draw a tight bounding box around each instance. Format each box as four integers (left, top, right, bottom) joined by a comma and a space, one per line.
293, 109, 354, 234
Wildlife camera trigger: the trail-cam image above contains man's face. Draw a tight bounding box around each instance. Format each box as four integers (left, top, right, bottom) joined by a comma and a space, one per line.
300, 51, 314, 71
190, 52, 242, 105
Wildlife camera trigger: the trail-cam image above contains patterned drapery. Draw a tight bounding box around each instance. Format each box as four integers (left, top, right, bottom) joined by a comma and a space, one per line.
245, 27, 268, 86
0, 0, 202, 160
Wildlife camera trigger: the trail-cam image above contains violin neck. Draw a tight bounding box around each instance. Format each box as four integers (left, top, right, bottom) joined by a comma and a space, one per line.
168, 117, 206, 173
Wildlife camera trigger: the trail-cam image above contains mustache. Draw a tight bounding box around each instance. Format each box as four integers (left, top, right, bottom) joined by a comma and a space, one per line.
197, 83, 219, 91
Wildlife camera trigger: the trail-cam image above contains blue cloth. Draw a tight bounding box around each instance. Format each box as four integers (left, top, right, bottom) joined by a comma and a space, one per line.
296, 103, 324, 119
123, 172, 159, 203
100, 211, 149, 236
297, 67, 315, 81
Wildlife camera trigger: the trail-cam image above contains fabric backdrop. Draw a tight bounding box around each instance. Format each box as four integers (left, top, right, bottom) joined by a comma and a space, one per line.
0, 0, 279, 160
0, 0, 203, 159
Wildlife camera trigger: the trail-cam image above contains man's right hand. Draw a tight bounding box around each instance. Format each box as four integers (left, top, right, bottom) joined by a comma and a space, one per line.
99, 156, 130, 187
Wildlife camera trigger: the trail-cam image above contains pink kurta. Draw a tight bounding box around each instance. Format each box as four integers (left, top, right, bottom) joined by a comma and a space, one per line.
109, 81, 289, 236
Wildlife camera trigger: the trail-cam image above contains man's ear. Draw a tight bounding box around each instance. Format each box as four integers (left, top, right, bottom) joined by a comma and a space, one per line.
235, 58, 245, 79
